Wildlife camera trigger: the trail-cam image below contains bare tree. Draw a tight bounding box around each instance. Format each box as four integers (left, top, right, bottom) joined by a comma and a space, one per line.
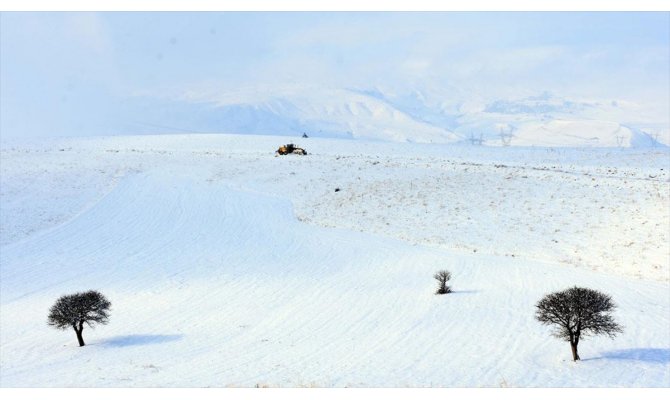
47, 290, 111, 347
434, 270, 452, 295
535, 286, 622, 361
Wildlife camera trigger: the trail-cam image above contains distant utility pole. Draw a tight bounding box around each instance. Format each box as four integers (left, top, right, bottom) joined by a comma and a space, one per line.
469, 132, 483, 145
616, 135, 625, 148
499, 127, 513, 147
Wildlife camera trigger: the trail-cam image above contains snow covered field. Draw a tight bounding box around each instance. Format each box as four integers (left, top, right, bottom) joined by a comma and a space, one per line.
1, 133, 668, 387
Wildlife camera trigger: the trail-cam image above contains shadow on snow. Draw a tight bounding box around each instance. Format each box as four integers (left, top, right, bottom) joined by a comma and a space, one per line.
97, 334, 183, 348
449, 290, 479, 294
586, 348, 670, 364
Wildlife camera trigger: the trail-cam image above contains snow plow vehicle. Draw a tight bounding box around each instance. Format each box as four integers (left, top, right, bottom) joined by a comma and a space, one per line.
275, 143, 307, 156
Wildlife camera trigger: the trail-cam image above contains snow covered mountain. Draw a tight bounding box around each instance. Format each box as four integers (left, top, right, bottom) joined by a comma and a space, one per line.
177, 85, 460, 143
454, 92, 668, 148
135, 85, 667, 148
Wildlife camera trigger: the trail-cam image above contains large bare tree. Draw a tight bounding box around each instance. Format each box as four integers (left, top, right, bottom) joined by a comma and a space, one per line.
47, 290, 111, 347
535, 286, 622, 361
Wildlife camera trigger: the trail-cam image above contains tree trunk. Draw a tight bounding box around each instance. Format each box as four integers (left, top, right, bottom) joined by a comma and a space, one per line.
570, 341, 580, 361
74, 325, 85, 347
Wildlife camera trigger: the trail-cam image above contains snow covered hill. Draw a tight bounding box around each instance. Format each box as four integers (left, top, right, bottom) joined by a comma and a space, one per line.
1, 134, 668, 387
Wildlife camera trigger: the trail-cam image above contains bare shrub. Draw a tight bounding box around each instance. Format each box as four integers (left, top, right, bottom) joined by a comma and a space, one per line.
434, 270, 452, 295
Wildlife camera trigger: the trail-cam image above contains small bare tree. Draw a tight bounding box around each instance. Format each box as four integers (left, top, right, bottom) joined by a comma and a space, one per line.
48, 290, 111, 347
535, 286, 622, 361
434, 270, 452, 295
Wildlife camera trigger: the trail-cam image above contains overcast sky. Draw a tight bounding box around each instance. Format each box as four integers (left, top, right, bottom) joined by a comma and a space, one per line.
1, 12, 668, 137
